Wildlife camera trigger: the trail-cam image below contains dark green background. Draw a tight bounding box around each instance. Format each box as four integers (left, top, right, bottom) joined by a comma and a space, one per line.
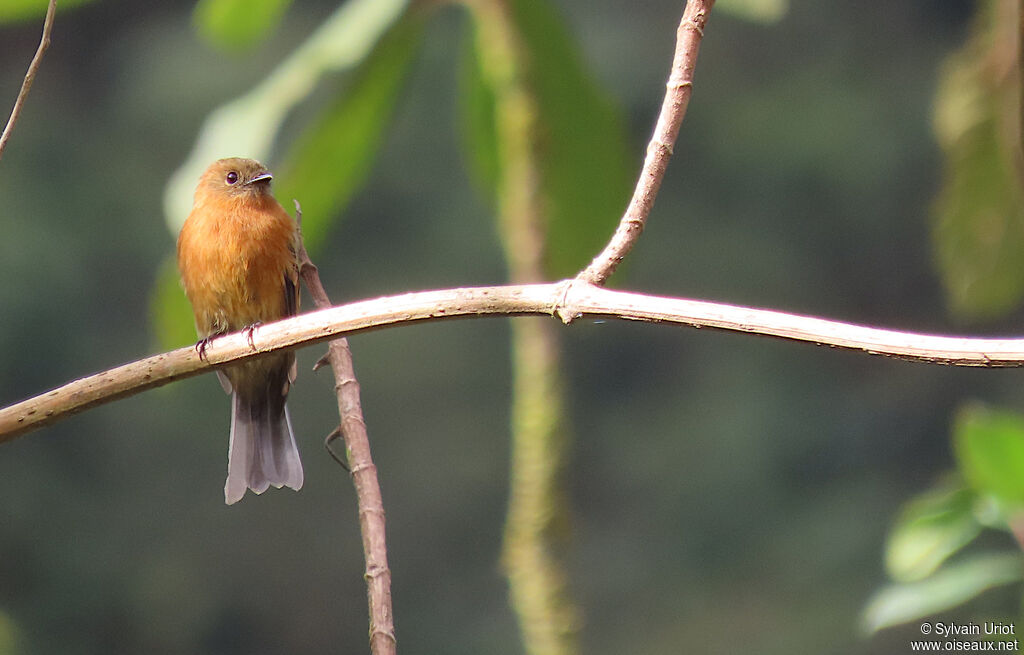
1, 1, 1011, 653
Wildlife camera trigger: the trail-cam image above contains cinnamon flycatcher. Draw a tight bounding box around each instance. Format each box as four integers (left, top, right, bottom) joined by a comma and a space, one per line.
177, 157, 303, 504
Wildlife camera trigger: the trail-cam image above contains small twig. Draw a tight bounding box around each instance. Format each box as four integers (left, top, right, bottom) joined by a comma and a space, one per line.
293, 201, 395, 655
313, 352, 332, 372
576, 0, 714, 286
323, 426, 350, 471
0, 0, 57, 163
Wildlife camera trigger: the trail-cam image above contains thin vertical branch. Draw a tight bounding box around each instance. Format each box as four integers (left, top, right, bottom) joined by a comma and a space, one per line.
294, 203, 395, 655
504, 319, 574, 655
468, 1, 578, 653
0, 0, 56, 163
577, 0, 714, 286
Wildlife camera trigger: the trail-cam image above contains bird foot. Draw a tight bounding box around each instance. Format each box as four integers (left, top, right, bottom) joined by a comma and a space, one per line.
194, 336, 216, 362
243, 322, 263, 350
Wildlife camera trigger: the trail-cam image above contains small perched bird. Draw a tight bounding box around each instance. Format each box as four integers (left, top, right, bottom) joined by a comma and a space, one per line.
177, 157, 303, 504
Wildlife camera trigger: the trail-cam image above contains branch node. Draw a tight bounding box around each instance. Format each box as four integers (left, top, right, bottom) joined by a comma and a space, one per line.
650, 138, 675, 157
682, 16, 705, 37
552, 280, 582, 325
359, 505, 386, 520
350, 460, 378, 476
369, 628, 397, 648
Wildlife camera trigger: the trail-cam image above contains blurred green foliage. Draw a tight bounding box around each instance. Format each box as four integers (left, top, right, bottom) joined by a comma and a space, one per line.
459, 0, 633, 278
863, 553, 1023, 634
931, 0, 1024, 319
193, 0, 294, 51
864, 405, 1024, 633
884, 485, 980, 583
151, 258, 197, 353
0, 0, 91, 24
715, 0, 788, 23
955, 405, 1024, 506
275, 14, 424, 253
161, 0, 410, 232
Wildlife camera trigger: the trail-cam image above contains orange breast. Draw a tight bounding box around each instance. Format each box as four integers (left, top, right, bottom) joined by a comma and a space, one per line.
178, 194, 296, 338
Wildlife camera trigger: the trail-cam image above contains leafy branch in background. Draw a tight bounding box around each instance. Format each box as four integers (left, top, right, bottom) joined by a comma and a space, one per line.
862, 407, 1024, 633
0, 0, 90, 23
192, 0, 295, 51
865, 0, 1024, 634
932, 0, 1024, 319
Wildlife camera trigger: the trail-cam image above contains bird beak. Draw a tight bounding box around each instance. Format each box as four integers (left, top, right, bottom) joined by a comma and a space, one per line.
247, 172, 273, 185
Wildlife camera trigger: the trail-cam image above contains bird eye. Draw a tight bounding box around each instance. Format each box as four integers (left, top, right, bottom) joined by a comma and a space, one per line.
225, 171, 239, 185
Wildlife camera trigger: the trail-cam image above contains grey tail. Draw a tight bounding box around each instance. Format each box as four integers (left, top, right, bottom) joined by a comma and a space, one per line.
224, 392, 304, 505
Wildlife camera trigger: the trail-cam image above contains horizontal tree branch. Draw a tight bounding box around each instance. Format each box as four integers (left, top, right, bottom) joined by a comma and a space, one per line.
3, 281, 1024, 442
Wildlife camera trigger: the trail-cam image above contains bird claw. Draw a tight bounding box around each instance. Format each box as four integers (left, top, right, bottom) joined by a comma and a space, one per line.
195, 324, 261, 360
194, 336, 215, 362
242, 322, 263, 350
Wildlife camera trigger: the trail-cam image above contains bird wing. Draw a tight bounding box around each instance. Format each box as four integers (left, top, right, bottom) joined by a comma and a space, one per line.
284, 238, 300, 385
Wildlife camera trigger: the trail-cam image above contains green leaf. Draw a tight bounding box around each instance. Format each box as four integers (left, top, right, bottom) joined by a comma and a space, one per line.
715, 0, 788, 23
885, 485, 981, 582
0, 0, 92, 23
151, 256, 197, 351
193, 0, 294, 51
954, 404, 1024, 506
861, 552, 1023, 634
458, 32, 500, 201
932, 0, 1024, 319
459, 0, 634, 279
162, 0, 409, 234
274, 14, 424, 252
